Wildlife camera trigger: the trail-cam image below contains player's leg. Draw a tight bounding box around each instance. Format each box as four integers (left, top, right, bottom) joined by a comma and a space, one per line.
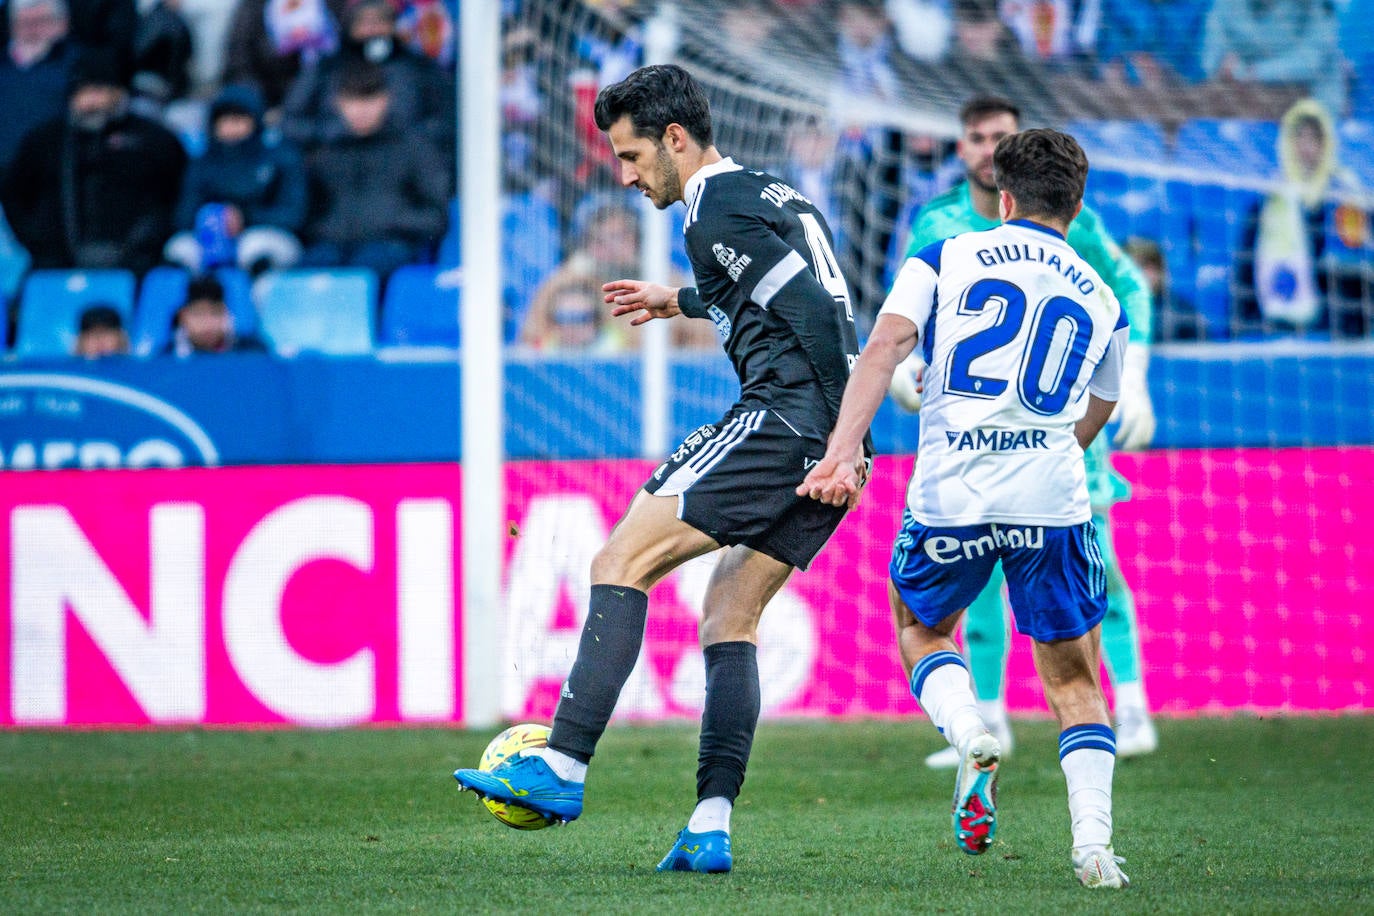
1092, 510, 1157, 756
1002, 521, 1127, 888
888, 515, 1003, 854
926, 566, 1014, 768
658, 545, 793, 874
454, 490, 719, 822
1032, 632, 1129, 889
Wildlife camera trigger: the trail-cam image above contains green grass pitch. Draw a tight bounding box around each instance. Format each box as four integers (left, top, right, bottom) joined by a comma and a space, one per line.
2, 716, 1370, 913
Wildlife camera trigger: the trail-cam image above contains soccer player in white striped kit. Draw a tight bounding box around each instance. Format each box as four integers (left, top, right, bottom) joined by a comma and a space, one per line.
800, 128, 1130, 889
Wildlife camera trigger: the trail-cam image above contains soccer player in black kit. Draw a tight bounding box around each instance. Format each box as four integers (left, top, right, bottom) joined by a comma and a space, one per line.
454, 64, 865, 874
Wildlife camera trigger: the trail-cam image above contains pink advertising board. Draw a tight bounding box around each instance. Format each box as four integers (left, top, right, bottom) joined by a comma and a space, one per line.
1, 449, 1370, 727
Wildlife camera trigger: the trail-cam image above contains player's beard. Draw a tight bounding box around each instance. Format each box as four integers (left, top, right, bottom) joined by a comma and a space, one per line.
646, 144, 682, 209
967, 163, 997, 194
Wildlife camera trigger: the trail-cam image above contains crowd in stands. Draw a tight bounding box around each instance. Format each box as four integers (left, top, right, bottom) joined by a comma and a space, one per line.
0, 0, 1369, 361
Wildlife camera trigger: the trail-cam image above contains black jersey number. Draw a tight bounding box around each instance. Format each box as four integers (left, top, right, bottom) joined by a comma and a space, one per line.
798, 212, 853, 322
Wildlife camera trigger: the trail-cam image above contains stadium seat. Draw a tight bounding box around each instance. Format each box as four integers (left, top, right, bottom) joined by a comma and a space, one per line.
1174, 119, 1280, 178
1083, 168, 1165, 245
15, 269, 137, 358
503, 191, 561, 342
133, 266, 258, 355
1337, 119, 1374, 187
437, 192, 560, 342
254, 268, 376, 356
436, 196, 462, 267
1065, 119, 1168, 165
1163, 180, 1264, 338
378, 264, 462, 347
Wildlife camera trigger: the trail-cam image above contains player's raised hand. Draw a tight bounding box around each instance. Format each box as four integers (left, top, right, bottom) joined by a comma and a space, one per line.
796, 453, 864, 510
604, 279, 681, 325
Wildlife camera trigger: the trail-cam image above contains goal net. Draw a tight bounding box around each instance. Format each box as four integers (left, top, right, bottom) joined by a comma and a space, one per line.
493, 0, 1374, 724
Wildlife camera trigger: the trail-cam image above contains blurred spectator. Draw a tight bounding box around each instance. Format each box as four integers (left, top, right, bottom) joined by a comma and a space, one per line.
394, 0, 453, 67
0, 49, 186, 272
300, 61, 448, 280
525, 195, 714, 350
1202, 0, 1344, 117
131, 0, 194, 106
831, 0, 909, 322
0, 0, 83, 177
887, 0, 953, 62
0, 0, 137, 79
781, 115, 841, 230
1340, 0, 1374, 118
1124, 236, 1202, 341
163, 273, 267, 355
1096, 0, 1205, 86
282, 0, 454, 155
223, 0, 347, 111
520, 274, 625, 352
997, 0, 1098, 70
1236, 99, 1373, 337
73, 302, 129, 357
165, 83, 305, 275
933, 0, 1058, 126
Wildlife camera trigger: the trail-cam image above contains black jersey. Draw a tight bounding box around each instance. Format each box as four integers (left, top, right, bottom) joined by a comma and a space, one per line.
675, 158, 861, 439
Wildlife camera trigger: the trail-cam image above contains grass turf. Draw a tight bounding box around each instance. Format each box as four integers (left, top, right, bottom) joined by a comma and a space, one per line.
1, 716, 1370, 913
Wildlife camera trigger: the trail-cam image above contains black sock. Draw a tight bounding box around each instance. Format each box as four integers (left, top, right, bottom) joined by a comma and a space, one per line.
548, 584, 649, 763
696, 641, 760, 803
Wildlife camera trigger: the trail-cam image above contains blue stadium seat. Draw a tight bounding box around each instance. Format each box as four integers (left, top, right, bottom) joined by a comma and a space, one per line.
379, 264, 462, 347
1065, 119, 1168, 165
436, 196, 462, 267
15, 269, 137, 358
1163, 180, 1264, 338
503, 191, 561, 340
1337, 119, 1374, 187
254, 268, 376, 356
1174, 119, 1280, 178
133, 266, 258, 355
1083, 168, 1165, 244
437, 192, 560, 342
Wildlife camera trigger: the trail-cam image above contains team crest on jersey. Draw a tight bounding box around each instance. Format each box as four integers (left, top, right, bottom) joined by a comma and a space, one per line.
707, 305, 732, 342
712, 242, 752, 281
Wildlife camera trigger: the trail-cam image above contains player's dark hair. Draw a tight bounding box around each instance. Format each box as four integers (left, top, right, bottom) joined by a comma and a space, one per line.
593, 64, 714, 148
992, 128, 1088, 224
959, 95, 1019, 128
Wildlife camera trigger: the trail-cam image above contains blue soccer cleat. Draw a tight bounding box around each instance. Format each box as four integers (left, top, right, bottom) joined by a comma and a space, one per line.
656, 827, 733, 873
951, 731, 1001, 855
453, 752, 584, 824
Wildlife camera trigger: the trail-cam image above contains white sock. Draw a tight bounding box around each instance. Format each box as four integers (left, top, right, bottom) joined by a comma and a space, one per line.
687, 796, 732, 834
1061, 748, 1115, 849
977, 698, 1009, 733
531, 747, 587, 783
916, 662, 986, 752
1113, 681, 1148, 719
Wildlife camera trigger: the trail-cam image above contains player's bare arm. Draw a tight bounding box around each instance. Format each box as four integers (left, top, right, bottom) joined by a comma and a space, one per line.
1075, 394, 1117, 451
799, 313, 918, 509
604, 279, 682, 325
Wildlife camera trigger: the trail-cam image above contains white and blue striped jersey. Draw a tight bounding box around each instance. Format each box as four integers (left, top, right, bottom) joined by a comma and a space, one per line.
880, 219, 1129, 526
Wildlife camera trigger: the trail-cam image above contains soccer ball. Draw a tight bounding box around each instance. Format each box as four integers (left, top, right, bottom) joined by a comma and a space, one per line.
478, 723, 555, 830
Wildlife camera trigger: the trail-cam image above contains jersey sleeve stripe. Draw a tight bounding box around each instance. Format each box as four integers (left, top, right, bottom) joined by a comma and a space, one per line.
751, 249, 807, 309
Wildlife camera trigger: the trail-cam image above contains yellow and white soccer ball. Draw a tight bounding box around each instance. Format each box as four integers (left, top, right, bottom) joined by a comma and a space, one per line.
478, 723, 555, 830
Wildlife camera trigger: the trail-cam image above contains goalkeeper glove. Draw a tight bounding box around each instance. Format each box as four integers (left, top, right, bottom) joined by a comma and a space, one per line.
1111, 345, 1156, 451
888, 353, 925, 413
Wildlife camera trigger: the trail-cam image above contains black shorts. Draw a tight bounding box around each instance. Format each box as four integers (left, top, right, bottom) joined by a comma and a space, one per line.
642, 406, 847, 570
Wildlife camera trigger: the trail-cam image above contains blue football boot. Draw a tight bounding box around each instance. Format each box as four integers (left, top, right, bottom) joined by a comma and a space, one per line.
453, 752, 584, 824
951, 731, 1001, 855
656, 827, 733, 873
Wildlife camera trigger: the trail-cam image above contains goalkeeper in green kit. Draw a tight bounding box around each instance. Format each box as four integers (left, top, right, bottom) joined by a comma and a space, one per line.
893, 96, 1159, 767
